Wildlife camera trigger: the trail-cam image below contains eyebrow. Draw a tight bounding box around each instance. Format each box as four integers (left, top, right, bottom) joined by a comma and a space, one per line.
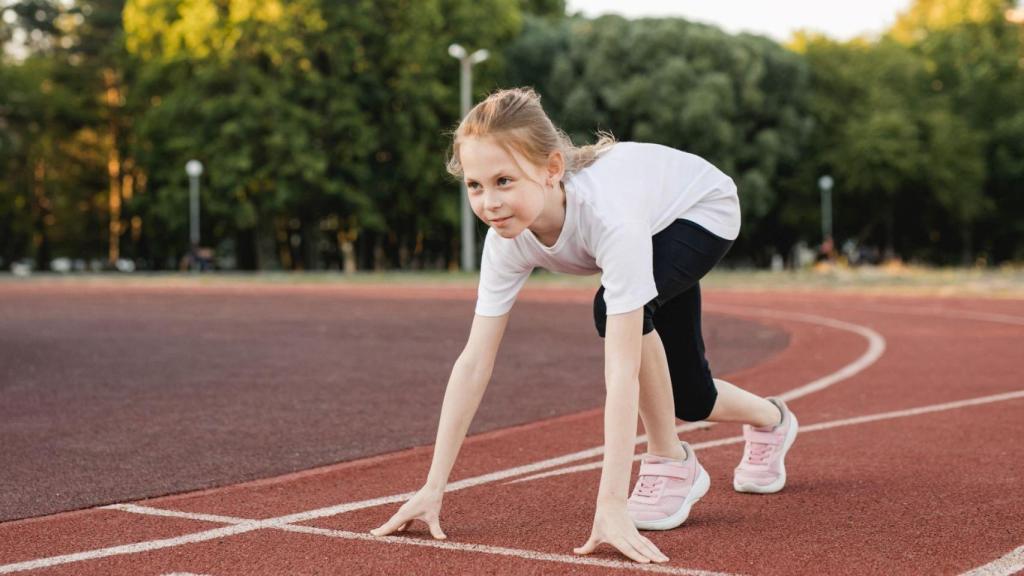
465, 171, 512, 183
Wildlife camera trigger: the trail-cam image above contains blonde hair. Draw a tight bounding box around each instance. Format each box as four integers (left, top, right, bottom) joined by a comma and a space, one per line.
445, 87, 616, 182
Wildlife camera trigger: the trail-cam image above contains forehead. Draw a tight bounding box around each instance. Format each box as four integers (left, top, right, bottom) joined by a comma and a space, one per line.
460, 137, 527, 181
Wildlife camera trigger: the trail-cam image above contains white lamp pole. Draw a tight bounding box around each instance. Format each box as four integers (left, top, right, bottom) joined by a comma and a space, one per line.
448, 43, 489, 272
185, 160, 204, 270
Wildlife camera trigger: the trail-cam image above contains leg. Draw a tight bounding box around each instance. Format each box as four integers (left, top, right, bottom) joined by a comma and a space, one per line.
638, 329, 686, 461
652, 281, 780, 429
594, 287, 685, 460
706, 379, 782, 428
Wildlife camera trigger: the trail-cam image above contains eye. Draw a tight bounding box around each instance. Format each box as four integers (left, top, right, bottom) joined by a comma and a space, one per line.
497, 177, 511, 186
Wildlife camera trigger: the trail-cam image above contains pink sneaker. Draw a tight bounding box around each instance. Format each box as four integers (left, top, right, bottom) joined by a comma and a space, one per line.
733, 397, 798, 494
627, 442, 710, 530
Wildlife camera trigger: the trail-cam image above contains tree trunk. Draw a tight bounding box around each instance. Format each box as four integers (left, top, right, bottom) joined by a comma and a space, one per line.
961, 226, 974, 266
32, 159, 52, 271
276, 217, 293, 270
237, 227, 259, 270
103, 68, 123, 265
373, 234, 385, 271
883, 207, 896, 261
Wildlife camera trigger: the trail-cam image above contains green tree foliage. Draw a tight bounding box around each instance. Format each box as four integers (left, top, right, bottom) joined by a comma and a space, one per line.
0, 1, 116, 269
891, 0, 1024, 260
2, 0, 1022, 269
505, 15, 813, 263
122, 0, 521, 270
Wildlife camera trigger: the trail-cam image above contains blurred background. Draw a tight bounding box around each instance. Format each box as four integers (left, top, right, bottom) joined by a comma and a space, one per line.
1, 0, 1022, 274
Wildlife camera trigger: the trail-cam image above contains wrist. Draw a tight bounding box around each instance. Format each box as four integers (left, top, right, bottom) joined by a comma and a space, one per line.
423, 480, 447, 495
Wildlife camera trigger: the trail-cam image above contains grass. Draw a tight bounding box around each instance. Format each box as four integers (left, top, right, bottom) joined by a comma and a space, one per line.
3, 263, 1024, 298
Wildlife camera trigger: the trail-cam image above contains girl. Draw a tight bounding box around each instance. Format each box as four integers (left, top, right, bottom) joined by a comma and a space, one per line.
370, 87, 799, 564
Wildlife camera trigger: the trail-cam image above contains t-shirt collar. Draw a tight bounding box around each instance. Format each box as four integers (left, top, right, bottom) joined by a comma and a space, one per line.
525, 179, 575, 253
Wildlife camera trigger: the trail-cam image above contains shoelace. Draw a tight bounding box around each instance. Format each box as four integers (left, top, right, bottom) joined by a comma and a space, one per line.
745, 442, 774, 466
635, 475, 664, 498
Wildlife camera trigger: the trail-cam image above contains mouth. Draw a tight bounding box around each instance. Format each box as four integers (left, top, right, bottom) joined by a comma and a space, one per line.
490, 216, 512, 225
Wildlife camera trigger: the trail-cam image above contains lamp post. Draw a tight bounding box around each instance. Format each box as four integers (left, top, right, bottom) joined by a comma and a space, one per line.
185, 160, 203, 270
818, 174, 834, 244
448, 43, 489, 272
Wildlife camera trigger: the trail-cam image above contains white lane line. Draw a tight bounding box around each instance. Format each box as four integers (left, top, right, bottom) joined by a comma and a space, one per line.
506, 389, 1024, 484
38, 389, 1023, 576
842, 304, 1024, 327
0, 306, 881, 574
0, 523, 263, 574
106, 504, 246, 524
702, 304, 887, 403
960, 544, 1024, 576
92, 505, 741, 576
280, 524, 740, 576
297, 306, 884, 518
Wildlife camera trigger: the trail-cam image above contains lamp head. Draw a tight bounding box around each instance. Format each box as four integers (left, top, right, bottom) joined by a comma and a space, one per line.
448, 43, 467, 59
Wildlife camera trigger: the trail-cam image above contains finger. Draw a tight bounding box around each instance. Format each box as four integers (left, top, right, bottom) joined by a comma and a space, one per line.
573, 537, 598, 555
633, 535, 668, 563
370, 514, 409, 537
639, 535, 669, 562
427, 517, 447, 540
611, 537, 650, 564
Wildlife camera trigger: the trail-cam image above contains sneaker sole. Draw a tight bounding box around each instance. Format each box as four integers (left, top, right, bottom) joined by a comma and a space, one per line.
733, 412, 800, 494
634, 465, 710, 531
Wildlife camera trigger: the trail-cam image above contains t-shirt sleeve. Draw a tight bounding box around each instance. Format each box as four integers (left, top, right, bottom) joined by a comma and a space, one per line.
595, 219, 658, 315
475, 229, 533, 317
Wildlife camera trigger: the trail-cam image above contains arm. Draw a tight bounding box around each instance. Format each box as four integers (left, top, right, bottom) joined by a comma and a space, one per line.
574, 307, 668, 564
371, 312, 509, 539
425, 312, 510, 490
596, 308, 645, 503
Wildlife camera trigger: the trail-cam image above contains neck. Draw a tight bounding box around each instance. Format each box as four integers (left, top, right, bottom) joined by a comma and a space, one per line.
530, 182, 566, 248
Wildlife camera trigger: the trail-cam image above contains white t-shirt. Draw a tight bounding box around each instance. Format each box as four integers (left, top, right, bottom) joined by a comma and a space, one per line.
475, 142, 740, 317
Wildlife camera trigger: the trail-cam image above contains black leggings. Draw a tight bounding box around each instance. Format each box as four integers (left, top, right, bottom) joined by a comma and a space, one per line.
593, 219, 733, 422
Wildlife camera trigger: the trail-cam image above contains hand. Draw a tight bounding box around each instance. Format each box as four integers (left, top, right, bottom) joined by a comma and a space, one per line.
574, 501, 669, 564
369, 486, 447, 540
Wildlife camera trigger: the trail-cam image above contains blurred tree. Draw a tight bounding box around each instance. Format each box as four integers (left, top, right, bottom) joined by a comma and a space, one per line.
504, 15, 812, 264
890, 0, 1024, 261
124, 0, 523, 270
0, 1, 111, 270
520, 0, 564, 19
795, 31, 991, 263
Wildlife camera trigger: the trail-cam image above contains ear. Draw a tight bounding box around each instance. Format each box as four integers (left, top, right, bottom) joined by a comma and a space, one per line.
546, 150, 566, 184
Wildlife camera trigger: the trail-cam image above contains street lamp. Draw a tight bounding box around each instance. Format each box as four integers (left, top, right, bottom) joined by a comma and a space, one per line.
818, 174, 834, 244
185, 159, 203, 270
448, 43, 489, 272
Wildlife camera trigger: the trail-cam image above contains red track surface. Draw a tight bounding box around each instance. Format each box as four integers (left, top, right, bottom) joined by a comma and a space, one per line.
2, 286, 1023, 575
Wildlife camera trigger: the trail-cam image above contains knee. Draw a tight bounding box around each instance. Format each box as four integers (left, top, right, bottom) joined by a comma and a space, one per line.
675, 375, 718, 422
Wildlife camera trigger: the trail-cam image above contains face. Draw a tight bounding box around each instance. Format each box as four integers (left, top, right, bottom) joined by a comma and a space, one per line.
460, 136, 549, 238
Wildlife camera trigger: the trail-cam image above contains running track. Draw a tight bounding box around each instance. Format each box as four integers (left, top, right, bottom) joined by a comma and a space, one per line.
1, 283, 1022, 575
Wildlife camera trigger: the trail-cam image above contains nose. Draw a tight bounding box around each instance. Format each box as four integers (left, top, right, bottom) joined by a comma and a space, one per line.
483, 191, 502, 211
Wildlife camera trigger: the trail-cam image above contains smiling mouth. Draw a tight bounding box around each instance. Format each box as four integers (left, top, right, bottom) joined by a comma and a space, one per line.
490, 216, 511, 224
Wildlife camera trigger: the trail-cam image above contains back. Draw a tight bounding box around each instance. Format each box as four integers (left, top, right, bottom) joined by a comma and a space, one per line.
568, 142, 740, 240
